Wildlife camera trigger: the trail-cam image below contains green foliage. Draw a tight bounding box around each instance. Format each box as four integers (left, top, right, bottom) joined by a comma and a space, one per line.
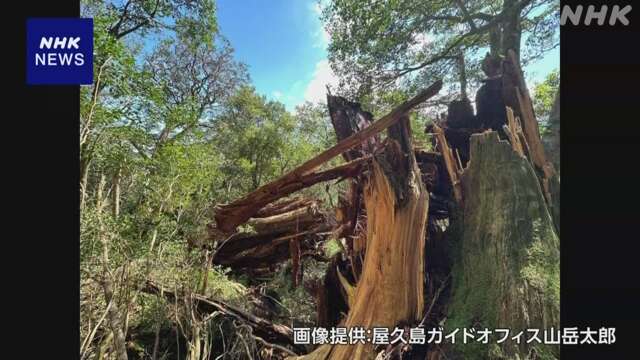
79, 3, 350, 359
213, 86, 298, 192
321, 0, 560, 101
265, 259, 328, 327
532, 68, 559, 135
323, 239, 343, 258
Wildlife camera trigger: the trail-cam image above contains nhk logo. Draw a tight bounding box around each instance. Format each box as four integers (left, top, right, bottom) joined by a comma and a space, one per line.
26, 18, 93, 85
561, 5, 632, 26
36, 37, 85, 66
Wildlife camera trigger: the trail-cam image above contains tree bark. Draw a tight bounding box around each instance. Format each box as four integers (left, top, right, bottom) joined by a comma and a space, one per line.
501, 0, 523, 60
446, 131, 559, 359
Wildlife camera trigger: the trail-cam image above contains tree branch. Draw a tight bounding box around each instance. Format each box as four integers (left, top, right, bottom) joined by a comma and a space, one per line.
389, 0, 533, 80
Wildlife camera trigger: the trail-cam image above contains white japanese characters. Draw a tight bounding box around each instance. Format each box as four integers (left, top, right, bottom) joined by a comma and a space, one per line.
293, 326, 616, 345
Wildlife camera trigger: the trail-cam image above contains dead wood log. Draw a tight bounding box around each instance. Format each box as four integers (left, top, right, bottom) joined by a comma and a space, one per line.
214, 81, 442, 233
213, 156, 370, 234
255, 197, 316, 218
142, 280, 305, 354
248, 204, 322, 234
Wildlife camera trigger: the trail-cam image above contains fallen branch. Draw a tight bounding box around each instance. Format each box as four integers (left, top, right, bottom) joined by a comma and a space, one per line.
214, 155, 371, 234
141, 280, 304, 353
254, 335, 299, 357
255, 197, 316, 218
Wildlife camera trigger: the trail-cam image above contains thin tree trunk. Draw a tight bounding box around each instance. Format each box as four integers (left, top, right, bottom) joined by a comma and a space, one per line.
96, 331, 114, 360
151, 320, 161, 360
80, 157, 91, 211
501, 0, 523, 60
457, 52, 468, 100
102, 277, 130, 360
112, 168, 121, 218
96, 174, 129, 360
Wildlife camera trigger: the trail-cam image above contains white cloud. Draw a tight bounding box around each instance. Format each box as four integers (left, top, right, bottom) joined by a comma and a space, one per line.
312, 26, 330, 49
311, 2, 322, 15
303, 59, 339, 104
272, 90, 283, 99
309, 1, 330, 49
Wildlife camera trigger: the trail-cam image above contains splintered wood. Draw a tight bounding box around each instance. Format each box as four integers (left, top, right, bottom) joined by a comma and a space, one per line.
505, 50, 556, 204
306, 112, 428, 360
506, 50, 555, 177
431, 123, 463, 205
504, 107, 525, 157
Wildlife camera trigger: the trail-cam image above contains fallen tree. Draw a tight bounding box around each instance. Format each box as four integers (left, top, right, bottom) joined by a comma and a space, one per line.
194, 73, 560, 359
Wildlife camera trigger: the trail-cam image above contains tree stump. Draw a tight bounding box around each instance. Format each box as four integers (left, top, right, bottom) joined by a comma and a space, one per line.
446, 131, 560, 359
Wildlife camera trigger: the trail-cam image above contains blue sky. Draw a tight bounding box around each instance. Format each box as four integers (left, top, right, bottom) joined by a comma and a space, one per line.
216, 0, 558, 111
217, 0, 330, 110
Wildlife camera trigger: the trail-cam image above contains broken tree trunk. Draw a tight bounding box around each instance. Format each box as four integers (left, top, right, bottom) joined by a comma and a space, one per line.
446, 131, 559, 359
503, 50, 555, 178
327, 94, 377, 161
502, 50, 560, 232
295, 115, 429, 360
213, 80, 442, 233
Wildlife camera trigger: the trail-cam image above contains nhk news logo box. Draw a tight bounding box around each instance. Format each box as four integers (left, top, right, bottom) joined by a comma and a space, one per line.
26, 18, 93, 85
